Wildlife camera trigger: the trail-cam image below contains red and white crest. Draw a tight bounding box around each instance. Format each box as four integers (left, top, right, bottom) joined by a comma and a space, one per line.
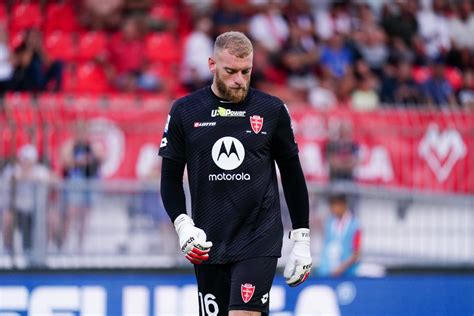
250, 115, 263, 134
241, 283, 255, 303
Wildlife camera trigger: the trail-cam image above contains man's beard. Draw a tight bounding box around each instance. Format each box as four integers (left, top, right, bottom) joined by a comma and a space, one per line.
215, 72, 249, 103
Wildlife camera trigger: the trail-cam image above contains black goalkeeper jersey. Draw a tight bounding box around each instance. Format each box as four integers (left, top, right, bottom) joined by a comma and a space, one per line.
159, 86, 299, 263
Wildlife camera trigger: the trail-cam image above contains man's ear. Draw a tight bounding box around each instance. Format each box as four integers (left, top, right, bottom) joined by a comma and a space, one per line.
208, 57, 216, 74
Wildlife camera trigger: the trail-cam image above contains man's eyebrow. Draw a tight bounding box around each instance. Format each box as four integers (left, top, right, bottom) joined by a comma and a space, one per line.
224, 67, 252, 72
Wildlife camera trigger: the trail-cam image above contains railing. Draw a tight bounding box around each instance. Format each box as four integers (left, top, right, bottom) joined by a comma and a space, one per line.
0, 180, 473, 270
0, 94, 473, 270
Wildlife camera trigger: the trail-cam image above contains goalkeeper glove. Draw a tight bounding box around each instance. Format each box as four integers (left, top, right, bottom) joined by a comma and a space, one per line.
174, 214, 213, 264
284, 228, 312, 287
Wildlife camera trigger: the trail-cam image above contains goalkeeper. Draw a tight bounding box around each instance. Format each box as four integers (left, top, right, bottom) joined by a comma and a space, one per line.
159, 31, 311, 316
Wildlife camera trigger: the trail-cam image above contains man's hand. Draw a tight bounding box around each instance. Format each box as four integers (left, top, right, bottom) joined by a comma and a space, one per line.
284, 228, 312, 287
174, 214, 213, 264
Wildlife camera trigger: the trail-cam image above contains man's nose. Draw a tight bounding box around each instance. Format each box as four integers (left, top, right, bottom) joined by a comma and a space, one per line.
234, 72, 244, 86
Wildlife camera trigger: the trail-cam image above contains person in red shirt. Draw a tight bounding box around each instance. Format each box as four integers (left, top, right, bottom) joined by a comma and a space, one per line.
107, 16, 159, 92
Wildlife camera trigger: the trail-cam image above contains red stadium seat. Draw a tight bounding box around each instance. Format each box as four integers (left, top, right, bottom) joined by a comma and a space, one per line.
44, 2, 79, 33
44, 31, 76, 61
74, 62, 111, 93
445, 67, 463, 91
9, 30, 24, 49
10, 3, 42, 33
0, 5, 7, 23
77, 32, 108, 61
145, 32, 181, 63
412, 66, 430, 84
4, 93, 38, 125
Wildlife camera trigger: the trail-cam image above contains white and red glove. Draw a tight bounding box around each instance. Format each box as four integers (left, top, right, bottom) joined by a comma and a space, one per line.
174, 214, 213, 264
284, 228, 312, 287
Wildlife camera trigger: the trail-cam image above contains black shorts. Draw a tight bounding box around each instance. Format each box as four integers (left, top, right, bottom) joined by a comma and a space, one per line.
194, 257, 278, 316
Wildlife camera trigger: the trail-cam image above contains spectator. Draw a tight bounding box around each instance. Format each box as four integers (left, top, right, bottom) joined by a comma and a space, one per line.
447, 0, 474, 51
421, 58, 458, 108
124, 0, 152, 14
213, 0, 248, 36
351, 83, 378, 110
351, 74, 379, 111
320, 33, 354, 79
458, 69, 474, 111
10, 29, 63, 92
354, 29, 388, 76
183, 0, 215, 15
309, 77, 337, 110
1, 144, 51, 255
249, 0, 289, 53
318, 192, 362, 277
0, 24, 12, 94
334, 72, 356, 107
380, 60, 424, 106
285, 0, 316, 39
416, 0, 451, 60
388, 36, 415, 64
382, 2, 418, 46
181, 16, 214, 92
249, 41, 287, 91
314, 2, 352, 41
280, 22, 318, 91
60, 124, 102, 252
446, 46, 474, 71
325, 120, 358, 182
81, 0, 124, 30
107, 16, 159, 92
353, 4, 389, 75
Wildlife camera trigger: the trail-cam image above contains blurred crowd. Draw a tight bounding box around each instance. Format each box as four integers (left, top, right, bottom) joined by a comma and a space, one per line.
0, 0, 472, 110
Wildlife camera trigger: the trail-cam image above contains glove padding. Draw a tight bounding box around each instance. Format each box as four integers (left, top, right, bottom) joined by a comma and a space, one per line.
284, 228, 312, 287
174, 214, 213, 264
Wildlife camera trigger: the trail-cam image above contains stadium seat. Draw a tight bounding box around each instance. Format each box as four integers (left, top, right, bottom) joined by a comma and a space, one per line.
44, 2, 79, 33
412, 66, 430, 84
445, 67, 462, 91
77, 32, 108, 62
44, 31, 76, 61
10, 3, 42, 34
0, 5, 7, 23
145, 32, 181, 63
4, 93, 38, 125
74, 62, 111, 94
8, 30, 24, 49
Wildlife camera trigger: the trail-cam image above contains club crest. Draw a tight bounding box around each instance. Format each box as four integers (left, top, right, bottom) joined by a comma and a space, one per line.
250, 115, 263, 134
241, 283, 255, 303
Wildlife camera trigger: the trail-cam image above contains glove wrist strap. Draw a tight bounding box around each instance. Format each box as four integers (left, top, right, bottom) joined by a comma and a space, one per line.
289, 228, 310, 242
174, 213, 194, 233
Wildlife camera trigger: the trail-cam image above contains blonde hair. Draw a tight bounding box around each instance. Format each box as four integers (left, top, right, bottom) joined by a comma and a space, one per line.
214, 31, 253, 58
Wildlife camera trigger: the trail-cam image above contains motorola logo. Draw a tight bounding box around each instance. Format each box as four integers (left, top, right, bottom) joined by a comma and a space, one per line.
211, 137, 245, 171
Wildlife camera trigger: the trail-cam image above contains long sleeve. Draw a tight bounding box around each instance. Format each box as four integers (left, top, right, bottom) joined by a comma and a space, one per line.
160, 157, 187, 222
276, 155, 309, 229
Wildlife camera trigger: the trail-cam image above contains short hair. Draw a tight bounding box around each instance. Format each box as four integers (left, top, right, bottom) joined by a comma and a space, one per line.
214, 31, 253, 58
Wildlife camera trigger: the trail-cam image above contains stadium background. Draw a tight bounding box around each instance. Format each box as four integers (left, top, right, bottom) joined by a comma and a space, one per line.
0, 0, 473, 315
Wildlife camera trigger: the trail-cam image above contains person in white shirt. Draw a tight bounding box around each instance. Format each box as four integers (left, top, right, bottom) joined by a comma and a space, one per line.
1, 145, 51, 254
249, 1, 289, 53
417, 0, 451, 59
181, 16, 214, 90
447, 0, 474, 50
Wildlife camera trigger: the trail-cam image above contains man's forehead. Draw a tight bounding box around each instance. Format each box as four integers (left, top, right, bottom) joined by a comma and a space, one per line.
215, 49, 253, 68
